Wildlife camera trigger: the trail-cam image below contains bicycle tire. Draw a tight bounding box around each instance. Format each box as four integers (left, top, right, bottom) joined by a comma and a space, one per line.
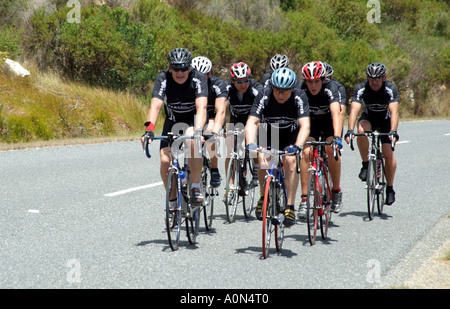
186, 205, 200, 244
166, 168, 181, 251
377, 155, 386, 215
242, 157, 256, 218
201, 164, 214, 230
306, 170, 319, 245
367, 158, 377, 220
262, 175, 273, 259
320, 167, 332, 240
275, 181, 286, 252
225, 156, 239, 223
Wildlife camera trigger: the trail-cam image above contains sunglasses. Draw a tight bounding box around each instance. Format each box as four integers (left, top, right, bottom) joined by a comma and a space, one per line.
235, 79, 249, 84
171, 65, 190, 72
368, 77, 383, 81
273, 88, 292, 95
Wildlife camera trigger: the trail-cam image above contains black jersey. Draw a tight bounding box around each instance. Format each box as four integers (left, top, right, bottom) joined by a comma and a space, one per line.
299, 79, 340, 119
329, 78, 346, 106
206, 75, 228, 118
226, 79, 264, 124
251, 85, 310, 132
261, 70, 273, 87
151, 69, 208, 122
352, 80, 399, 116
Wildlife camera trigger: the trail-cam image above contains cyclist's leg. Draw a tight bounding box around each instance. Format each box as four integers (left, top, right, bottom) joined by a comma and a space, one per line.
204, 119, 221, 187
325, 135, 343, 212
185, 125, 204, 203
381, 127, 397, 205
356, 114, 372, 180
299, 136, 315, 219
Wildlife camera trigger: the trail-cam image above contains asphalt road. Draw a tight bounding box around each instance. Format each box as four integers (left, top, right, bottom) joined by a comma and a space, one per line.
1, 120, 449, 290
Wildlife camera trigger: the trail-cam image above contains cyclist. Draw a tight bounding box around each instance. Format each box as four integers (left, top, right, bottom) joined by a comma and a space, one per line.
261, 54, 290, 87
224, 62, 264, 199
299, 61, 344, 218
142, 48, 208, 205
323, 62, 347, 130
191, 56, 228, 187
245, 68, 310, 227
345, 62, 399, 205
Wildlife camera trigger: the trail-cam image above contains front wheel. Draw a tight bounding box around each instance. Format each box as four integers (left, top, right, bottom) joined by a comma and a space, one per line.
166, 169, 181, 251
306, 170, 319, 245
377, 156, 386, 215
242, 157, 256, 218
262, 175, 273, 259
225, 156, 239, 223
367, 158, 377, 220
201, 165, 214, 230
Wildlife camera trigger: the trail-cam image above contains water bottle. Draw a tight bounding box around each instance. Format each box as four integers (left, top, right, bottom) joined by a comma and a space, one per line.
179, 170, 187, 187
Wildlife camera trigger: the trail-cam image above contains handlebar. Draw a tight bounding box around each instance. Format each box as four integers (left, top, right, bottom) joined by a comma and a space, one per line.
254, 147, 302, 174
349, 130, 395, 151
144, 132, 222, 159
306, 140, 340, 161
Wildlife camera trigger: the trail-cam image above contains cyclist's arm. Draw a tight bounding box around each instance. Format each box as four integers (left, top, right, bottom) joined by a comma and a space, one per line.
330, 101, 342, 137
146, 97, 164, 129
194, 96, 208, 130
347, 101, 362, 132
295, 116, 310, 148
212, 97, 227, 134
388, 101, 399, 132
245, 115, 260, 145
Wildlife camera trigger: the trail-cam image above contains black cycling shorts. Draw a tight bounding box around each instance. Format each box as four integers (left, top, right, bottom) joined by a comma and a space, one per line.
358, 112, 391, 144
258, 124, 299, 150
160, 117, 195, 150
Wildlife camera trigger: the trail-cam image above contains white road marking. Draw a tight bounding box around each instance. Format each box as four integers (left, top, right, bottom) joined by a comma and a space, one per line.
396, 141, 410, 144
28, 209, 40, 213
104, 182, 163, 197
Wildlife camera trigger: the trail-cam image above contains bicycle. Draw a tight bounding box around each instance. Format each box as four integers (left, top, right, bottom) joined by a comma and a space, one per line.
224, 128, 258, 223
144, 132, 203, 251
304, 138, 339, 245
257, 147, 300, 259
350, 130, 394, 220
201, 134, 221, 230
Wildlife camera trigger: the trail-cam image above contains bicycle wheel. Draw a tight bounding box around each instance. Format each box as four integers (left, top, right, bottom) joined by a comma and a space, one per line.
186, 204, 200, 244
166, 168, 181, 251
306, 170, 319, 245
320, 167, 332, 240
225, 156, 239, 223
377, 156, 386, 215
262, 175, 273, 259
367, 158, 377, 220
242, 157, 256, 218
201, 165, 214, 230
275, 181, 286, 252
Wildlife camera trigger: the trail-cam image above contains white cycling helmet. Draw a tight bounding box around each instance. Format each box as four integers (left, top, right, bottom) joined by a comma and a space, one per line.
270, 54, 290, 71
192, 56, 212, 74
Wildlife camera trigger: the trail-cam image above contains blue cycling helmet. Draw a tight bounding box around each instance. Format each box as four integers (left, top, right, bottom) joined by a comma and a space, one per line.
271, 68, 298, 89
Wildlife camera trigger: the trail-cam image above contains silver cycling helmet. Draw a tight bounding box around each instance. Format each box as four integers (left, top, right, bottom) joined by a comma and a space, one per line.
366, 63, 386, 78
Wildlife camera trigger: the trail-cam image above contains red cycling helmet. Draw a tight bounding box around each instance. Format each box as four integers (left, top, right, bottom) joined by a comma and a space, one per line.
229, 62, 251, 80
301, 61, 326, 80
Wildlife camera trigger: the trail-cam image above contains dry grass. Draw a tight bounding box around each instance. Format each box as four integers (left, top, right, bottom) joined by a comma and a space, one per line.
0, 60, 148, 143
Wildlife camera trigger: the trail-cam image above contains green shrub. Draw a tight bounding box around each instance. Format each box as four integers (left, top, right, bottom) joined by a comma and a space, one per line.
26, 5, 159, 94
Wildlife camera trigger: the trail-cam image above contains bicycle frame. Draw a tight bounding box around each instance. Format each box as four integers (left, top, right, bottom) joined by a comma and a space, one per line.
350, 130, 393, 220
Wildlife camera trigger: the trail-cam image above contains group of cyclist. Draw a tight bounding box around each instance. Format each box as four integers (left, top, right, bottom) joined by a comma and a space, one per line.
142, 48, 400, 227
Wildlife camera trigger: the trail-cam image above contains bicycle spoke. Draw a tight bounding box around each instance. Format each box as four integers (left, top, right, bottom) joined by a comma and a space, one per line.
166, 169, 181, 251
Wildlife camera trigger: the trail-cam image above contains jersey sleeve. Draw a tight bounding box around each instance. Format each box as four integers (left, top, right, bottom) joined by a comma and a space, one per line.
295, 89, 310, 118
151, 72, 167, 100
386, 81, 399, 103
351, 82, 366, 104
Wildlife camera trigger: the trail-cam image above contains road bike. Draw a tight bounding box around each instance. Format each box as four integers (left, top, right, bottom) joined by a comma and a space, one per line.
257, 147, 300, 259
305, 138, 339, 245
224, 128, 258, 223
144, 132, 203, 251
350, 130, 394, 220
